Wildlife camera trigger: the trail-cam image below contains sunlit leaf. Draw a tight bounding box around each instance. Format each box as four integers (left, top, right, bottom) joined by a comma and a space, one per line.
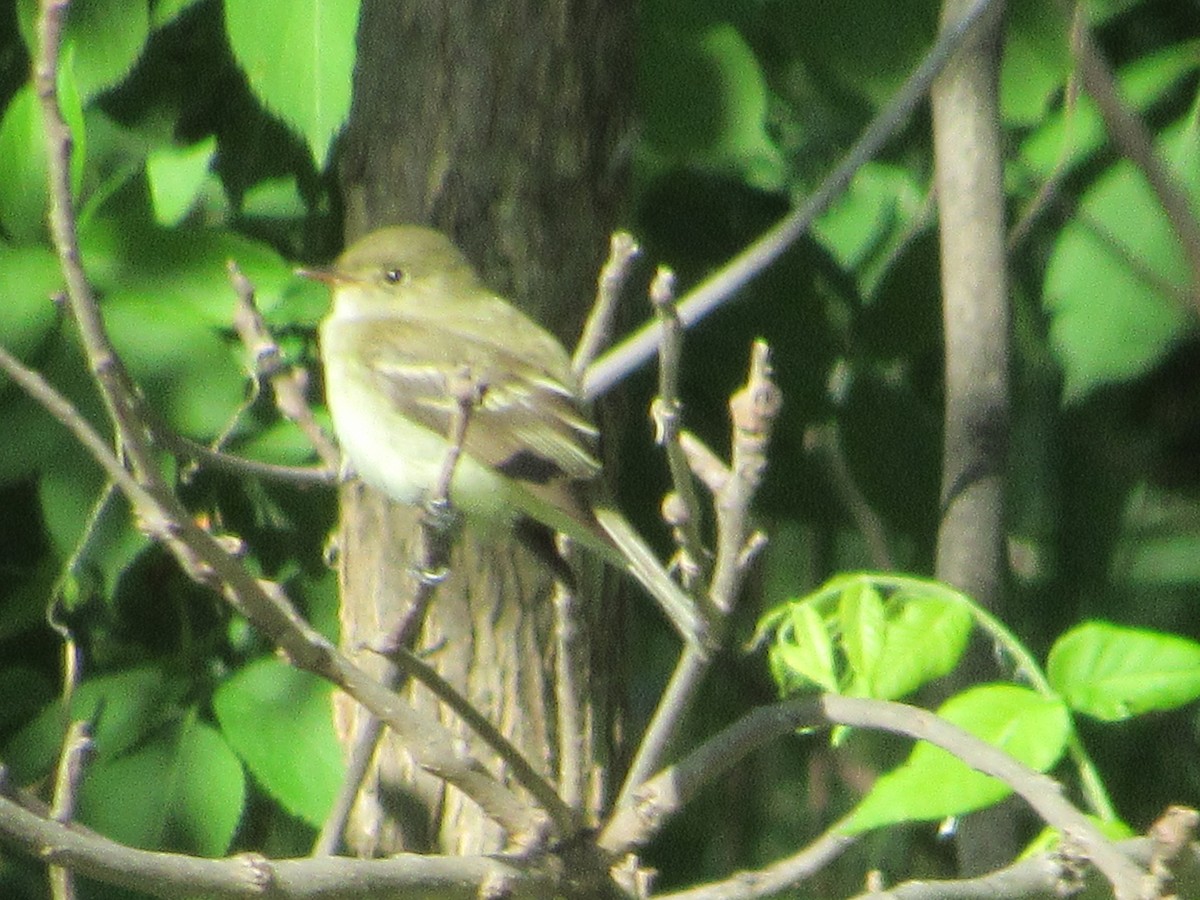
78, 713, 244, 855
839, 580, 885, 692
871, 593, 973, 700
146, 136, 218, 226
213, 657, 343, 826
769, 602, 838, 693
223, 0, 360, 169
1048, 621, 1200, 721
844, 685, 1070, 833
1044, 118, 1199, 400
0, 59, 84, 242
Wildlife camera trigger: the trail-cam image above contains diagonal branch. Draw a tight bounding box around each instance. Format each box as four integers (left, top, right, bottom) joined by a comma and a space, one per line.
580, 0, 1001, 402
1061, 2, 1200, 310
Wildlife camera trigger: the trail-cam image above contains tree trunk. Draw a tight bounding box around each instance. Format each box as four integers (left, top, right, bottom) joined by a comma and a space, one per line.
331, 2, 635, 856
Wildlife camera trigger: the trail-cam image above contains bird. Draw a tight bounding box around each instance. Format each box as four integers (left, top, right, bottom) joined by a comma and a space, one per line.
300, 225, 705, 646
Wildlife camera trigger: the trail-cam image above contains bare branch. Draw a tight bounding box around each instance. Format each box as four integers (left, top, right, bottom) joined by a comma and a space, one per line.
388, 647, 582, 837
649, 266, 708, 586
0, 790, 557, 900
659, 816, 858, 900
552, 574, 589, 813
48, 721, 93, 900
614, 343, 780, 810
35, 0, 162, 491
602, 694, 1149, 899
154, 435, 338, 486
317, 370, 565, 854
710, 341, 779, 614
573, 231, 641, 375
0, 344, 546, 844
228, 260, 341, 469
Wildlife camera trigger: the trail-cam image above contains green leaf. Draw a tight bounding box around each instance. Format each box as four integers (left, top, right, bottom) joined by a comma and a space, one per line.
1021, 816, 1135, 860
74, 217, 296, 438
241, 176, 306, 220
1044, 117, 1198, 401
78, 712, 245, 854
17, 0, 150, 102
168, 716, 246, 855
768, 602, 838, 693
640, 22, 784, 189
0, 86, 47, 241
0, 52, 85, 242
758, 0, 936, 109
146, 136, 218, 226
151, 0, 208, 30
843, 685, 1070, 833
871, 594, 973, 701
813, 162, 923, 284
213, 657, 343, 826
80, 217, 293, 324
0, 349, 90, 487
0, 244, 63, 369
1019, 42, 1200, 179
839, 580, 885, 693
999, 0, 1069, 127
20, 0, 148, 101
103, 294, 247, 439
38, 456, 151, 596
1048, 621, 1200, 721
3, 666, 189, 784
223, 0, 360, 169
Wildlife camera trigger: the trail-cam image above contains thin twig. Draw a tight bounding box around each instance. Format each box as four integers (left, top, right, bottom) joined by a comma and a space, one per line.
390, 646, 581, 837
35, 0, 160, 489
709, 342, 780, 614
227, 260, 341, 469
649, 267, 708, 586
804, 423, 895, 570
573, 231, 641, 376
48, 721, 93, 900
155, 433, 337, 486
823, 695, 1147, 900
611, 644, 710, 813
657, 814, 859, 900
552, 576, 588, 812
1061, 2, 1200, 311
317, 370, 536, 854
601, 693, 1148, 899
678, 432, 730, 495
612, 345, 780, 809
580, 0, 1000, 402
0, 785, 560, 900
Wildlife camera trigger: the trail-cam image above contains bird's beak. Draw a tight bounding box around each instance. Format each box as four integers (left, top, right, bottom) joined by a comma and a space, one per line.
295, 266, 344, 286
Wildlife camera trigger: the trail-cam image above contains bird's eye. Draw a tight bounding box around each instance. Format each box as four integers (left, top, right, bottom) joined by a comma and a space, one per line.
383, 268, 405, 284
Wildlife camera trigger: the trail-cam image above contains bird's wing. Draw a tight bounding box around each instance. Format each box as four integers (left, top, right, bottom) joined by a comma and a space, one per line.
345, 316, 606, 532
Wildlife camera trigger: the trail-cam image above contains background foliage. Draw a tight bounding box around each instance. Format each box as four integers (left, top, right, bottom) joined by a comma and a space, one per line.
0, 0, 1198, 896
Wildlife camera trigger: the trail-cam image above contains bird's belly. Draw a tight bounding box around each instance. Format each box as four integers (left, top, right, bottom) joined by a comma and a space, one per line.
324, 363, 520, 526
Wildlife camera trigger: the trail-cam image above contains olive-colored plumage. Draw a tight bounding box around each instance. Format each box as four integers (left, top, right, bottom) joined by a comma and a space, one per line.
303, 226, 703, 644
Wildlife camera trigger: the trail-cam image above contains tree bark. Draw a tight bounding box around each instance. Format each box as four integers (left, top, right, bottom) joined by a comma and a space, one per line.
331, 2, 634, 856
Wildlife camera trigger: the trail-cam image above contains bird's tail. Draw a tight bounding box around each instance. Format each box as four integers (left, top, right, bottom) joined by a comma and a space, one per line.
592, 506, 707, 647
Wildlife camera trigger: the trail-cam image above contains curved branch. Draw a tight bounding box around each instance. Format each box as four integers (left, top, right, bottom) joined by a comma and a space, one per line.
601, 694, 1147, 899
